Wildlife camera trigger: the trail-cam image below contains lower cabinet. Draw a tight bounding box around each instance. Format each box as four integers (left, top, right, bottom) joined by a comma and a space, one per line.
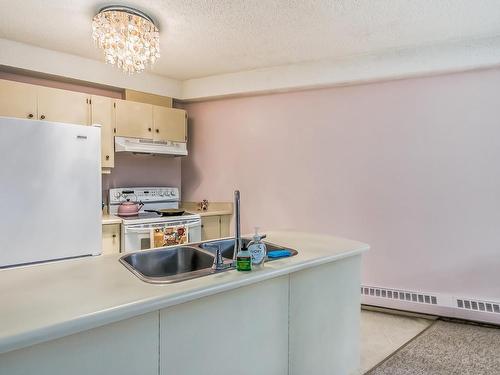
201, 216, 220, 240
0, 256, 362, 375
159, 276, 289, 375
201, 214, 231, 240
0, 312, 159, 375
220, 215, 231, 237
102, 224, 120, 254
288, 256, 362, 375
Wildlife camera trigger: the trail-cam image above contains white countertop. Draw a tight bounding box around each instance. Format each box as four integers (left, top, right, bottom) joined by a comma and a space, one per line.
181, 202, 233, 217
0, 231, 368, 354
101, 214, 122, 225
185, 209, 233, 217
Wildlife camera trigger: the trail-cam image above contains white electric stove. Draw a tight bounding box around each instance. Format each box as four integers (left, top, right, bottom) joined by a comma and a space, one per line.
108, 187, 201, 252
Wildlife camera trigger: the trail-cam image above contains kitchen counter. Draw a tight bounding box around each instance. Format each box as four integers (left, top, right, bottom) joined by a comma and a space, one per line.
181, 201, 233, 217
188, 208, 233, 217
101, 214, 122, 225
0, 231, 367, 356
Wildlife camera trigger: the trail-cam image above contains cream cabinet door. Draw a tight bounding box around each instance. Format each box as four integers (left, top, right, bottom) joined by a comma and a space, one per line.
115, 99, 153, 139
153, 106, 187, 142
0, 79, 37, 120
102, 224, 120, 254
159, 276, 289, 375
91, 96, 115, 169
201, 216, 220, 240
220, 215, 231, 238
37, 86, 90, 125
0, 312, 158, 375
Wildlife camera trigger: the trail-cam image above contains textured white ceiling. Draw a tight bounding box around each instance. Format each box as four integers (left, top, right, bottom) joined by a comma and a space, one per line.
1, 0, 500, 81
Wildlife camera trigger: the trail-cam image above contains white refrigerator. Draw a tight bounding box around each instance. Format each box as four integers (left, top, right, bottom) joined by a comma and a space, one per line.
0, 116, 102, 267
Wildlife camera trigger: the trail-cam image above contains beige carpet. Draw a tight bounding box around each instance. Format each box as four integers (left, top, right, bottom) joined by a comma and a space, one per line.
367, 320, 500, 375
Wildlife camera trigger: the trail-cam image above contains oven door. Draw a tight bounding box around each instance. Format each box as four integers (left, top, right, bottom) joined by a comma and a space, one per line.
121, 219, 202, 253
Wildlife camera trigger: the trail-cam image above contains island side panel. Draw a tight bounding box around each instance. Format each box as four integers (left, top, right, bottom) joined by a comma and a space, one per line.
0, 312, 159, 375
159, 275, 289, 375
289, 255, 362, 375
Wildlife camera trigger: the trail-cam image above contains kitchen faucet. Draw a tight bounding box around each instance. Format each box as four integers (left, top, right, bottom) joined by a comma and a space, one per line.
233, 190, 241, 263
210, 243, 229, 271
211, 190, 241, 270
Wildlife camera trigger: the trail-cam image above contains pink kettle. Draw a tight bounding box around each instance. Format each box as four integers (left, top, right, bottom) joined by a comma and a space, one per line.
117, 198, 144, 216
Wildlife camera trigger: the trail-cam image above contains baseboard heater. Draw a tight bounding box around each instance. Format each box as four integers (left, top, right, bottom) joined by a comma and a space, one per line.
361, 284, 500, 324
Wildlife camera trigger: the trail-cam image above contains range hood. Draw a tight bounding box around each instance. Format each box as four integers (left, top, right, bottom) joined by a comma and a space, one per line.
114, 136, 187, 156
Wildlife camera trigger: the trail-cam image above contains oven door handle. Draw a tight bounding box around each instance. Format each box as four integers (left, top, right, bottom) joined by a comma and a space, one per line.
124, 227, 152, 234
125, 221, 201, 234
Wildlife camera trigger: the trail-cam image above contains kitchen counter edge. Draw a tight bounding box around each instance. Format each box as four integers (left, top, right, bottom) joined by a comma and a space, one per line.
0, 231, 368, 355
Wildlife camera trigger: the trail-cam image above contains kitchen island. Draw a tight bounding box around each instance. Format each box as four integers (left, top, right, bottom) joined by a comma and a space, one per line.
0, 231, 368, 375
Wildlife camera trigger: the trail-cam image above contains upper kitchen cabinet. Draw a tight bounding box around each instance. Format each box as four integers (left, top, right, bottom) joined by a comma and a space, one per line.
114, 99, 153, 139
91, 95, 115, 169
0, 79, 37, 120
153, 106, 187, 142
37, 86, 90, 125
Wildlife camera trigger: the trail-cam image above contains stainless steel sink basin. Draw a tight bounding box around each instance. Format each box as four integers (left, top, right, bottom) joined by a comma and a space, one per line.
120, 246, 217, 284
199, 238, 298, 261
120, 239, 299, 284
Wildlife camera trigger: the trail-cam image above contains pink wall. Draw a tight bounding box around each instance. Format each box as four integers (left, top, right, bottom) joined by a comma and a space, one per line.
182, 68, 500, 318
102, 153, 182, 202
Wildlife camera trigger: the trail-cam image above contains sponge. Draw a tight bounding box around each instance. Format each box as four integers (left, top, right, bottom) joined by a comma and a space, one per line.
267, 250, 292, 259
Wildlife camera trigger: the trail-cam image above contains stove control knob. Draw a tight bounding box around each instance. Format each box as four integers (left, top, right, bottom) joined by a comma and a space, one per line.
114, 192, 121, 198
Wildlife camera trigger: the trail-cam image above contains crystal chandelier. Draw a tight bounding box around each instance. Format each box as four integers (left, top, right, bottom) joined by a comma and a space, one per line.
92, 6, 160, 74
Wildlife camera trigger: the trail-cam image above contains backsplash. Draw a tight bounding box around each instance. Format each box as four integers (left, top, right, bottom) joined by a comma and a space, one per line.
102, 153, 181, 203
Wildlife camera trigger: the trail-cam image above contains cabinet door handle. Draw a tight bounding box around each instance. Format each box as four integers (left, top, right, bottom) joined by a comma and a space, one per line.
155, 129, 159, 133
112, 234, 116, 238
28, 113, 34, 119
148, 127, 152, 132
40, 115, 46, 120
105, 155, 110, 160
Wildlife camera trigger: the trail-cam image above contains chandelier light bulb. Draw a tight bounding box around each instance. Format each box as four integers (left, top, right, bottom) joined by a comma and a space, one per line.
92, 6, 160, 74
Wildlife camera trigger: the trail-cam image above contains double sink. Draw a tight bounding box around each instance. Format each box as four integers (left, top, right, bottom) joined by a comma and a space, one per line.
120, 238, 298, 284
